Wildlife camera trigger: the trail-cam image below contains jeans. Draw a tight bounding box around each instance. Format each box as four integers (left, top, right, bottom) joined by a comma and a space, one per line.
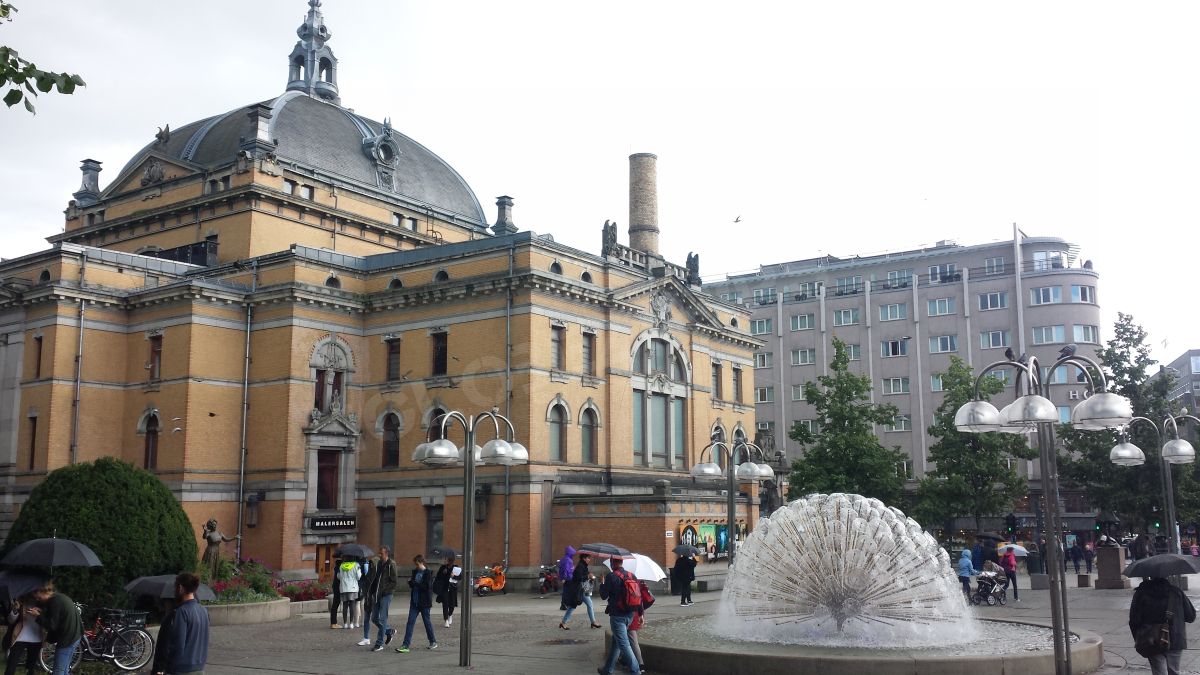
52, 640, 79, 675
1148, 650, 1182, 675
561, 593, 596, 624
402, 603, 436, 647
959, 575, 971, 597
5, 641, 40, 675
601, 612, 639, 674
371, 593, 393, 647
1005, 571, 1018, 600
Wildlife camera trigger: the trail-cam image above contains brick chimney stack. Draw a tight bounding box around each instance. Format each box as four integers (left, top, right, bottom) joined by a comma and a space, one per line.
627, 153, 659, 255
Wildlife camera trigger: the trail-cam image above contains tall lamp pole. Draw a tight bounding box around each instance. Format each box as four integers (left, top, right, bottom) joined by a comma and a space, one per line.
411, 408, 528, 668
689, 440, 773, 565
954, 350, 1132, 675
1110, 414, 1199, 554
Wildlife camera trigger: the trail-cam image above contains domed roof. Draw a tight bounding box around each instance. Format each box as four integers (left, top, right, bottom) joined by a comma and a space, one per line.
114, 91, 487, 226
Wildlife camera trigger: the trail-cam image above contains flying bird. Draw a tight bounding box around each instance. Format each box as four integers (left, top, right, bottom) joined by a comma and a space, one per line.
1058, 344, 1077, 359
733, 216, 742, 223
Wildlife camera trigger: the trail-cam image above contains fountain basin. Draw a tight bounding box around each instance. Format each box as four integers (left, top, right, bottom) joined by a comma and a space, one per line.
636, 616, 1104, 675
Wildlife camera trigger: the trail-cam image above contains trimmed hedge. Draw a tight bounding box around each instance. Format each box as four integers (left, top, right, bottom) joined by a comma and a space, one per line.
2, 458, 198, 608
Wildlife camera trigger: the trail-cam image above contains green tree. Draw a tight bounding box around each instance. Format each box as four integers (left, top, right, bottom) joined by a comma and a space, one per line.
786, 337, 907, 503
2, 3, 85, 113
914, 357, 1037, 533
2, 458, 198, 608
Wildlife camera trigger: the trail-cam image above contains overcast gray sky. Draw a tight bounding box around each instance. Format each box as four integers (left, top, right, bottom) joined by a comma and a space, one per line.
2, 1, 1196, 365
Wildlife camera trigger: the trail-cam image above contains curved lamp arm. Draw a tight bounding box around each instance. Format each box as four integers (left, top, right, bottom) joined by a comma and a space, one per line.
1164, 414, 1200, 440
438, 410, 471, 439
971, 358, 1037, 400
1124, 416, 1162, 444
698, 441, 732, 465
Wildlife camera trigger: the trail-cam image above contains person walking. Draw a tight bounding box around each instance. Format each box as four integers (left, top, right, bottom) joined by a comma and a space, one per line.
1069, 542, 1083, 574
157, 573, 209, 675
337, 557, 363, 629
557, 546, 576, 610
28, 583, 81, 675
432, 554, 460, 628
367, 547, 399, 651
1129, 575, 1196, 675
329, 557, 343, 629
5, 594, 45, 675
560, 551, 601, 629
1000, 546, 1020, 602
395, 555, 437, 653
971, 541, 984, 572
956, 549, 977, 600
1084, 544, 1095, 574
596, 557, 640, 675
357, 556, 377, 646
672, 553, 696, 607
150, 599, 175, 675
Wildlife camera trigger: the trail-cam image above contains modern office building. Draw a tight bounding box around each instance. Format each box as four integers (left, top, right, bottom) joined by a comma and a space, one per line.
705, 230, 1105, 533
1162, 349, 1200, 443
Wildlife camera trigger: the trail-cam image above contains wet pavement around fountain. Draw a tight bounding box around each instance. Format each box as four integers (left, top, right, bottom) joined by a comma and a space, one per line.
203, 571, 1200, 674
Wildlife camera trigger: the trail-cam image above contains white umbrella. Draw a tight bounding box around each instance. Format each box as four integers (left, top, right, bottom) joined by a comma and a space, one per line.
604, 553, 666, 582
997, 544, 1029, 557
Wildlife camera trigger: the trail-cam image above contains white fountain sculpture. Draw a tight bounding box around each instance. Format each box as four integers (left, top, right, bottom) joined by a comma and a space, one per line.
718, 493, 979, 647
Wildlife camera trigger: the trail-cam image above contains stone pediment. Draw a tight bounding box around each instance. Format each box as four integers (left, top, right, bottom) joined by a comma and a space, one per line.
305, 408, 360, 436
611, 275, 722, 330
104, 152, 200, 198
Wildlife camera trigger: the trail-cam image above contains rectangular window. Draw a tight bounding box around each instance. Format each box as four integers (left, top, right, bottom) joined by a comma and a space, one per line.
386, 338, 402, 381
1033, 250, 1064, 271
984, 257, 1006, 275
431, 332, 448, 375
980, 330, 1010, 349
879, 303, 907, 321
423, 506, 441, 559
988, 369, 1011, 385
27, 417, 36, 471
300, 184, 315, 200
930, 374, 944, 392
882, 377, 910, 395
1042, 366, 1070, 384
379, 507, 396, 557
846, 344, 861, 361
1058, 406, 1072, 424
754, 352, 772, 369
711, 362, 723, 399
755, 386, 774, 403
1073, 325, 1099, 344
1030, 286, 1062, 305
979, 292, 1008, 310
886, 269, 913, 287
407, 217, 419, 232
33, 335, 42, 379
1193, 381, 1200, 394
392, 213, 403, 228
732, 368, 743, 403
881, 339, 908, 358
791, 348, 816, 366
885, 415, 912, 432
929, 263, 958, 283
795, 281, 821, 298
791, 313, 815, 331
650, 394, 668, 468
833, 308, 859, 326
929, 335, 958, 353
750, 318, 773, 335
1032, 325, 1066, 345
835, 276, 863, 295
672, 397, 685, 466
753, 288, 777, 304
898, 458, 915, 479
551, 325, 566, 370
791, 384, 807, 402
582, 332, 596, 376
1193, 355, 1200, 374
220, 176, 231, 191
208, 179, 219, 194
798, 419, 819, 434
283, 179, 297, 195
316, 449, 340, 510
1071, 285, 1096, 303
633, 390, 645, 456
148, 335, 163, 381
927, 297, 955, 316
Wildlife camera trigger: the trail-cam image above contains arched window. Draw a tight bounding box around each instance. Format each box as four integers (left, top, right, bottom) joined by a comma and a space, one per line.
434, 270, 450, 282
311, 338, 351, 413
730, 317, 739, 328
550, 262, 563, 275
388, 278, 403, 289
38, 270, 50, 283
581, 271, 593, 283
580, 408, 598, 464
733, 427, 749, 465
291, 55, 305, 81
382, 414, 401, 468
325, 276, 341, 289
549, 405, 567, 462
631, 333, 690, 469
319, 58, 333, 83
428, 408, 448, 441
712, 425, 727, 470
144, 415, 159, 470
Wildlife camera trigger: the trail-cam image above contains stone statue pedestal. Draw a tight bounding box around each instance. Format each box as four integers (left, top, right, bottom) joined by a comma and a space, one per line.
1029, 573, 1050, 590
1095, 546, 1130, 589
1077, 573, 1091, 588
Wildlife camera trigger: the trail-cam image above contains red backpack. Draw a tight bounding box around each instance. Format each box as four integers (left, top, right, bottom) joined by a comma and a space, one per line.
611, 568, 644, 613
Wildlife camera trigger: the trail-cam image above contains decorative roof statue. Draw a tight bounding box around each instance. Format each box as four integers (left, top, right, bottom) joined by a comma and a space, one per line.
601, 220, 618, 256
686, 252, 701, 285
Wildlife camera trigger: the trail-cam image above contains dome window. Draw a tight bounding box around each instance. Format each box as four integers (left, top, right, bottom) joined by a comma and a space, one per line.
38, 270, 51, 284
730, 318, 739, 328
581, 271, 593, 283
434, 270, 450, 283
550, 262, 563, 275
325, 276, 341, 289
388, 278, 403, 290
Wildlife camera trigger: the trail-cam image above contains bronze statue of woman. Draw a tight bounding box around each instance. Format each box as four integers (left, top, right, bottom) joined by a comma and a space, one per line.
201, 518, 237, 578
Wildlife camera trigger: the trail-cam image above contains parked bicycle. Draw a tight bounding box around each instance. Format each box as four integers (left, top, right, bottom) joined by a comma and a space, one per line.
39, 605, 155, 673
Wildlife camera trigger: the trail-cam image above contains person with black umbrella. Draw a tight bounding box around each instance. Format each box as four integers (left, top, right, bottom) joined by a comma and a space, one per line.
672, 553, 696, 607
1130, 573, 1196, 675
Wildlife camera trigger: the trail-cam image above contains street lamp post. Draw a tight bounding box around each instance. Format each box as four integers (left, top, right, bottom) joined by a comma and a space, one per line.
689, 440, 773, 566
1109, 413, 1200, 554
953, 351, 1132, 675
411, 408, 527, 668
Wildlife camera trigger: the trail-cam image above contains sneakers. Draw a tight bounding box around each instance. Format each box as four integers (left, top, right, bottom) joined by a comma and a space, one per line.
395, 646, 410, 653
445, 618, 452, 628
447, 615, 454, 626
357, 639, 371, 646
384, 628, 395, 645
331, 624, 341, 629
372, 645, 385, 652
428, 643, 439, 650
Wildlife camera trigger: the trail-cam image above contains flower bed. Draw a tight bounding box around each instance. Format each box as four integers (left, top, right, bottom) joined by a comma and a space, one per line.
275, 578, 329, 602
203, 558, 281, 605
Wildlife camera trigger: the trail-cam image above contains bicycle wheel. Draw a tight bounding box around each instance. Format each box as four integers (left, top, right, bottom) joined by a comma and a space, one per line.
111, 628, 154, 671
38, 641, 83, 673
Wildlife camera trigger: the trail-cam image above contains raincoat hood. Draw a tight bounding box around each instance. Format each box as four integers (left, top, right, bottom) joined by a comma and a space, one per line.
960, 549, 972, 559
559, 546, 576, 579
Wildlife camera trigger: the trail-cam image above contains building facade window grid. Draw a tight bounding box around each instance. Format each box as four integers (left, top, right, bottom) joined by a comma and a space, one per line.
1032, 325, 1066, 345
755, 386, 773, 403
580, 409, 598, 464
431, 332, 448, 376
846, 344, 862, 361
549, 405, 566, 462
881, 340, 908, 358
879, 303, 907, 321
791, 348, 816, 366
984, 257, 1006, 275
382, 414, 400, 468
385, 339, 402, 381
711, 362, 723, 399
833, 308, 860, 326
582, 332, 596, 376
1073, 324, 1099, 344
755, 352, 772, 369
1030, 286, 1062, 305
732, 367, 743, 403
980, 330, 1010, 349
929, 335, 958, 354
551, 325, 566, 370
148, 335, 163, 381
750, 318, 772, 335
790, 313, 815, 331
885, 415, 912, 432
979, 292, 1008, 311
927, 297, 955, 316
1071, 285, 1096, 303
882, 377, 910, 395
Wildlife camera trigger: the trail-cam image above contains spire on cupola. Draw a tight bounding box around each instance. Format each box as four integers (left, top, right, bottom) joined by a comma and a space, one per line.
286, 0, 340, 103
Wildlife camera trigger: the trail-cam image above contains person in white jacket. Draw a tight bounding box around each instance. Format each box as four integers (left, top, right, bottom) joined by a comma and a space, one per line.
337, 559, 363, 630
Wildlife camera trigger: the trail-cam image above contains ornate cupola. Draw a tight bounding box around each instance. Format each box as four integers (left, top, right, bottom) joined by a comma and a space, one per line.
286, 0, 340, 103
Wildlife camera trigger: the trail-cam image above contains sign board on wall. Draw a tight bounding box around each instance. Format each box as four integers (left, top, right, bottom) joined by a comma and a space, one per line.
311, 516, 357, 531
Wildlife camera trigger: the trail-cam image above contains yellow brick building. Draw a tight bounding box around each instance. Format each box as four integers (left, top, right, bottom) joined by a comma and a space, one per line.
0, 1, 765, 579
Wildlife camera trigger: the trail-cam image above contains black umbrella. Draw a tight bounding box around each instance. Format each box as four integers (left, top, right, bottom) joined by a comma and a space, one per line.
334, 543, 375, 559
0, 538, 102, 568
672, 545, 700, 556
577, 543, 634, 560
1123, 553, 1200, 579
976, 532, 1006, 542
124, 575, 216, 602
0, 569, 50, 605
429, 546, 458, 560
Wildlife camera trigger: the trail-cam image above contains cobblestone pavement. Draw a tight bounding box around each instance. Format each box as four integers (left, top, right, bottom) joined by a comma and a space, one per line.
204, 573, 1200, 675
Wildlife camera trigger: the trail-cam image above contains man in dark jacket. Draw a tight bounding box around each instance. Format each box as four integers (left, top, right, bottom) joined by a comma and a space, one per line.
395, 555, 437, 653
29, 584, 81, 675
368, 546, 399, 652
164, 573, 209, 674
597, 558, 639, 675
673, 554, 696, 606
1129, 576, 1196, 675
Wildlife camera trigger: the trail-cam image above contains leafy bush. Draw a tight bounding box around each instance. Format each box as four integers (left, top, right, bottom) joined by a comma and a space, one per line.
202, 558, 280, 605
2, 458, 198, 609
276, 579, 329, 602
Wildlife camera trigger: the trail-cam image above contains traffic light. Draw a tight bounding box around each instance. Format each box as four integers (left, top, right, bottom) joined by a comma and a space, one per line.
1155, 520, 1161, 529
1095, 523, 1101, 531
1005, 512, 1017, 534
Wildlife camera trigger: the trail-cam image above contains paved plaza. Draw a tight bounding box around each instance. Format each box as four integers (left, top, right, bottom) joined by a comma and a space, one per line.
200, 571, 1200, 675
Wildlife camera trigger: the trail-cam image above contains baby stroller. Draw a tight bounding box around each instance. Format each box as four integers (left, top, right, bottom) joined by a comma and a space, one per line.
971, 570, 1008, 606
